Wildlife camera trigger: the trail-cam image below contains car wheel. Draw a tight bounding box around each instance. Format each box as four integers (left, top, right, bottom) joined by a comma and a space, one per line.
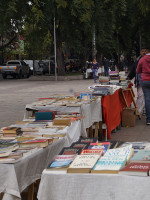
17, 71, 22, 79
2, 74, 7, 79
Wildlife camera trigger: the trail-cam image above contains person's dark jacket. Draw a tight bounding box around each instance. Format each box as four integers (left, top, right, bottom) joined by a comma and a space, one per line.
128, 56, 141, 86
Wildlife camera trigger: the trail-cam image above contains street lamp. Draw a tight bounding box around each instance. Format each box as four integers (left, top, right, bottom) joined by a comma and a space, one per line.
28, 1, 35, 76
54, 16, 57, 81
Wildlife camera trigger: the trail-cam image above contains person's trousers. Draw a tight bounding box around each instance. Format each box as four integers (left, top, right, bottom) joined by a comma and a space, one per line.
136, 85, 145, 114
141, 81, 150, 123
104, 67, 109, 76
92, 69, 98, 83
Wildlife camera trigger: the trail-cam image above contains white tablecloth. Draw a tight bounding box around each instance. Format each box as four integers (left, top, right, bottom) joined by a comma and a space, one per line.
38, 170, 150, 200
25, 98, 102, 138
85, 67, 104, 79
0, 120, 81, 200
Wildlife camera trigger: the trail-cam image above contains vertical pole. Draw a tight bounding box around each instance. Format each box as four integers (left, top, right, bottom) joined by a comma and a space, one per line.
33, 14, 35, 76
54, 16, 57, 81
117, 31, 119, 64
92, 25, 96, 60
139, 30, 142, 51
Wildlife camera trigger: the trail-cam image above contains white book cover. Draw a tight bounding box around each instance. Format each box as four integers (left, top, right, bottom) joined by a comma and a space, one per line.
68, 155, 100, 169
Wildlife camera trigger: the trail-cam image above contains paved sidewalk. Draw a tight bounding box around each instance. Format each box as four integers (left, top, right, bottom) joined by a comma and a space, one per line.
0, 78, 149, 142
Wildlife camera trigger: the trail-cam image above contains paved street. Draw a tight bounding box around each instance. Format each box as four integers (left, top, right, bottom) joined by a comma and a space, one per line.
0, 75, 150, 142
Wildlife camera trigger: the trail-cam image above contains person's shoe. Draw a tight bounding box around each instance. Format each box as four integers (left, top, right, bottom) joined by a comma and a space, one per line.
146, 122, 150, 125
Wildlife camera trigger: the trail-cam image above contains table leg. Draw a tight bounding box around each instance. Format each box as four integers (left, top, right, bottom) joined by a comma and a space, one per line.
27, 183, 34, 200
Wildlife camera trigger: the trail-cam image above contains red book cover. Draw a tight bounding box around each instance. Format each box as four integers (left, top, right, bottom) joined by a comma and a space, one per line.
80, 149, 103, 156
20, 139, 48, 144
119, 162, 150, 176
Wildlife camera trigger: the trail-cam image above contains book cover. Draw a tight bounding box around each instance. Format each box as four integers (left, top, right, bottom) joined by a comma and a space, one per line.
119, 162, 150, 176
130, 149, 150, 163
80, 149, 103, 156
70, 142, 90, 149
59, 147, 83, 155
77, 137, 98, 143
121, 142, 150, 153
91, 156, 127, 174
47, 155, 76, 170
88, 142, 110, 153
67, 154, 100, 173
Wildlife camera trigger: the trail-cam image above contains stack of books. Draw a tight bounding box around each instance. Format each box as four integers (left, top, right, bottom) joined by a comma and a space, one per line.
119, 71, 128, 87
109, 71, 119, 85
99, 76, 109, 85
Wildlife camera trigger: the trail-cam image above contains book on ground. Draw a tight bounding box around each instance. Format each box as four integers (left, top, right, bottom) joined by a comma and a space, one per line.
67, 154, 100, 173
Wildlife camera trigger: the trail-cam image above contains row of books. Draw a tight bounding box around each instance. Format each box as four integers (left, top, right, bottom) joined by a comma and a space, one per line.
47, 139, 150, 176
0, 110, 83, 163
98, 71, 128, 87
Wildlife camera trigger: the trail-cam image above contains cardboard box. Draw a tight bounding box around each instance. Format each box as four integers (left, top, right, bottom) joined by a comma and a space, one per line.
122, 108, 136, 127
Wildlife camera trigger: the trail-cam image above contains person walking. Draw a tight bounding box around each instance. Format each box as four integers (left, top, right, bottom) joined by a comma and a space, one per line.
92, 58, 99, 83
128, 48, 146, 114
103, 57, 109, 76
137, 47, 150, 125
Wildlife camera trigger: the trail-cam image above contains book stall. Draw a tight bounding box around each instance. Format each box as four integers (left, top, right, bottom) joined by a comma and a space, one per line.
0, 109, 82, 200
25, 95, 102, 138
37, 140, 150, 200
0, 70, 144, 200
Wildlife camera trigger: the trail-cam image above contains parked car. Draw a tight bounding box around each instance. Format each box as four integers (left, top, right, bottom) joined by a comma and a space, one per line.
0, 60, 30, 79
38, 60, 55, 75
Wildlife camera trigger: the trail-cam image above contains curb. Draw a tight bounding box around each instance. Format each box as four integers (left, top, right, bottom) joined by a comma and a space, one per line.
28, 75, 84, 81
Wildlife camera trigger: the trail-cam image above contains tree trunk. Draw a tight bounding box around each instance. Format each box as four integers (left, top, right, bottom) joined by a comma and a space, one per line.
56, 29, 65, 76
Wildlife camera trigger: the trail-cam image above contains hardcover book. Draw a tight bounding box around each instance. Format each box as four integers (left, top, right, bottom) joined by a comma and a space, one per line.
119, 162, 150, 176
59, 147, 83, 155
67, 154, 100, 173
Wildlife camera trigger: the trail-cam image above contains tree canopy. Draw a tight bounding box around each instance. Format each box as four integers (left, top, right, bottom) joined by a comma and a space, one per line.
0, 0, 150, 73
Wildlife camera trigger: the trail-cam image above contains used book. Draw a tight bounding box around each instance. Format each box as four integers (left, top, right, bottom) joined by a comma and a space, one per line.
19, 139, 50, 148
91, 155, 127, 174
67, 154, 101, 173
80, 149, 103, 156
70, 142, 90, 149
119, 162, 150, 176
77, 137, 98, 143
88, 142, 110, 153
47, 155, 76, 171
59, 147, 83, 155
130, 149, 150, 163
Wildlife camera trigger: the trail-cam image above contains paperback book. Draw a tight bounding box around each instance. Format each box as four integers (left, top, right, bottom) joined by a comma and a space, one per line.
119, 162, 150, 176
47, 155, 76, 170
67, 154, 100, 173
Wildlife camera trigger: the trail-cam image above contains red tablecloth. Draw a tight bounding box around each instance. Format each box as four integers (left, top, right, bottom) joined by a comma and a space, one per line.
101, 85, 133, 139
